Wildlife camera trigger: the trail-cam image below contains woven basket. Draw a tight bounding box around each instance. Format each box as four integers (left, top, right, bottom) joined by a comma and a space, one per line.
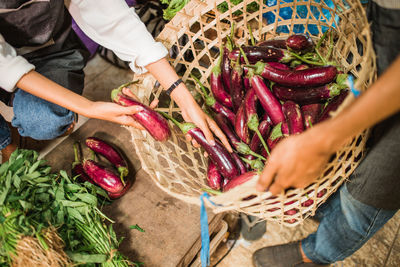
127, 0, 376, 226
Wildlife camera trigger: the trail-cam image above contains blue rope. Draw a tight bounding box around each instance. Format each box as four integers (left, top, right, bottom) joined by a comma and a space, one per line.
200, 192, 221, 267
347, 74, 360, 98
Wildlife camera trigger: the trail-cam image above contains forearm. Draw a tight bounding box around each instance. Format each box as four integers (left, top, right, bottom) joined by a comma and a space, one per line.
317, 56, 400, 151
16, 70, 94, 116
145, 58, 196, 107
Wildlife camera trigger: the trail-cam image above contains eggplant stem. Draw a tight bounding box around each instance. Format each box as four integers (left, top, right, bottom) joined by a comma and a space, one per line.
73, 142, 81, 167
120, 173, 126, 187
158, 111, 195, 134
201, 188, 222, 195
90, 150, 96, 161
248, 25, 255, 46
316, 29, 329, 50
255, 129, 270, 156
246, 149, 267, 161
289, 52, 325, 66
239, 46, 250, 66
190, 74, 210, 97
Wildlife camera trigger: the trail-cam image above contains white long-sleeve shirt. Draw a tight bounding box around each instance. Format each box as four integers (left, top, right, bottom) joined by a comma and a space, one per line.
0, 0, 168, 93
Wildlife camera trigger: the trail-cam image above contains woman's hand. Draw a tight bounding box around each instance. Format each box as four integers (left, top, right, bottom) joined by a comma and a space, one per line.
172, 85, 232, 153
86, 87, 158, 129
256, 126, 338, 195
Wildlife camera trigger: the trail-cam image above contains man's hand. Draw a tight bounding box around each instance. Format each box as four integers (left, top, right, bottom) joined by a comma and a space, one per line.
256, 127, 336, 195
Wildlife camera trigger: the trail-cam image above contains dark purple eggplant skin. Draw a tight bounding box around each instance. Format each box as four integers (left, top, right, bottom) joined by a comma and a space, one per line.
108, 178, 132, 199
244, 88, 258, 122
82, 160, 124, 193
264, 136, 283, 156
221, 47, 232, 93
235, 102, 250, 144
73, 163, 95, 185
250, 75, 289, 135
283, 101, 304, 135
232, 152, 247, 174
268, 62, 291, 70
257, 39, 287, 49
230, 61, 245, 112
211, 100, 236, 126
250, 120, 272, 152
318, 90, 350, 122
207, 159, 222, 190
85, 137, 127, 173
286, 34, 314, 52
189, 127, 239, 180
223, 171, 257, 192
301, 103, 322, 129
256, 63, 338, 87
211, 66, 233, 109
272, 83, 342, 105
214, 113, 242, 150
246, 120, 272, 161
229, 46, 292, 64
111, 90, 170, 141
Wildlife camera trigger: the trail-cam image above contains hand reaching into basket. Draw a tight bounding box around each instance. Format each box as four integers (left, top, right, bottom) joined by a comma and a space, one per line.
146, 58, 232, 152
257, 56, 400, 195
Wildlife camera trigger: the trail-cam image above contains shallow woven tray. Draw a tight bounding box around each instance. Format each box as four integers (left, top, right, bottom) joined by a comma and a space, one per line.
128, 0, 376, 226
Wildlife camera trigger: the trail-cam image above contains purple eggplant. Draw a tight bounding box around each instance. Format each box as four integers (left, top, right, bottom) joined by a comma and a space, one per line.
108, 179, 132, 199
301, 103, 322, 128
214, 113, 266, 161
286, 34, 314, 52
232, 152, 247, 174
247, 120, 272, 160
207, 159, 223, 190
111, 83, 170, 142
191, 74, 236, 125
223, 171, 258, 192
268, 62, 291, 70
235, 102, 250, 144
82, 160, 124, 194
221, 45, 233, 93
252, 62, 338, 87
229, 46, 293, 64
85, 137, 128, 178
272, 83, 345, 105
211, 49, 233, 108
230, 57, 245, 112
282, 101, 304, 135
318, 90, 350, 122
250, 75, 289, 135
160, 112, 238, 180
257, 39, 287, 49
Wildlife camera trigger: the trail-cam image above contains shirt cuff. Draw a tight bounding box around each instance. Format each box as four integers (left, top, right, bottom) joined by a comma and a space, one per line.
126, 42, 168, 74
0, 56, 35, 92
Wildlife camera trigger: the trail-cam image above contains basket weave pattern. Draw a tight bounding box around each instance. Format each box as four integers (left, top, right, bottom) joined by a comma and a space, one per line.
128, 0, 376, 226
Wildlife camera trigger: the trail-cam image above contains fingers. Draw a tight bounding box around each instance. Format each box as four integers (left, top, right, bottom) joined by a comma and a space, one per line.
149, 99, 159, 109
185, 134, 201, 148
118, 116, 146, 130
256, 158, 279, 192
198, 121, 216, 147
207, 118, 232, 153
123, 105, 143, 115
268, 182, 285, 195
122, 87, 139, 100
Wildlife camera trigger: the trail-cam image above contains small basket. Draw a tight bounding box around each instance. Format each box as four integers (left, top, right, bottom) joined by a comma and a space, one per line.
128, 0, 376, 226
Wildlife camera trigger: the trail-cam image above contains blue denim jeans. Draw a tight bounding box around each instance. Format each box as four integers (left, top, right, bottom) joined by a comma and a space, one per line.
301, 184, 397, 264
0, 34, 88, 150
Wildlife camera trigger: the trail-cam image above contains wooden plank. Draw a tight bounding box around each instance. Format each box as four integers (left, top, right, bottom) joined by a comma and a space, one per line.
44, 118, 221, 266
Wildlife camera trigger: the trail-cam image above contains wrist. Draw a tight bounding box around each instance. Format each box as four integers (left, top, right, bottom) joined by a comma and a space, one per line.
170, 84, 195, 107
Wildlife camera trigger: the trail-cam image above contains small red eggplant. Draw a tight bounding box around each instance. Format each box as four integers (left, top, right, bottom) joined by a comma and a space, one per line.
223, 171, 258, 192
286, 34, 314, 52
160, 112, 239, 180
318, 90, 349, 122
108, 178, 133, 199
301, 103, 322, 129
111, 83, 170, 142
257, 39, 287, 49
207, 159, 222, 190
85, 137, 128, 178
229, 46, 293, 64
282, 101, 304, 135
235, 102, 250, 144
82, 160, 124, 194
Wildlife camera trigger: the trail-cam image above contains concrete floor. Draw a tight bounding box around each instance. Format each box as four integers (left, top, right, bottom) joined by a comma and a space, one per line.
1, 54, 399, 266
